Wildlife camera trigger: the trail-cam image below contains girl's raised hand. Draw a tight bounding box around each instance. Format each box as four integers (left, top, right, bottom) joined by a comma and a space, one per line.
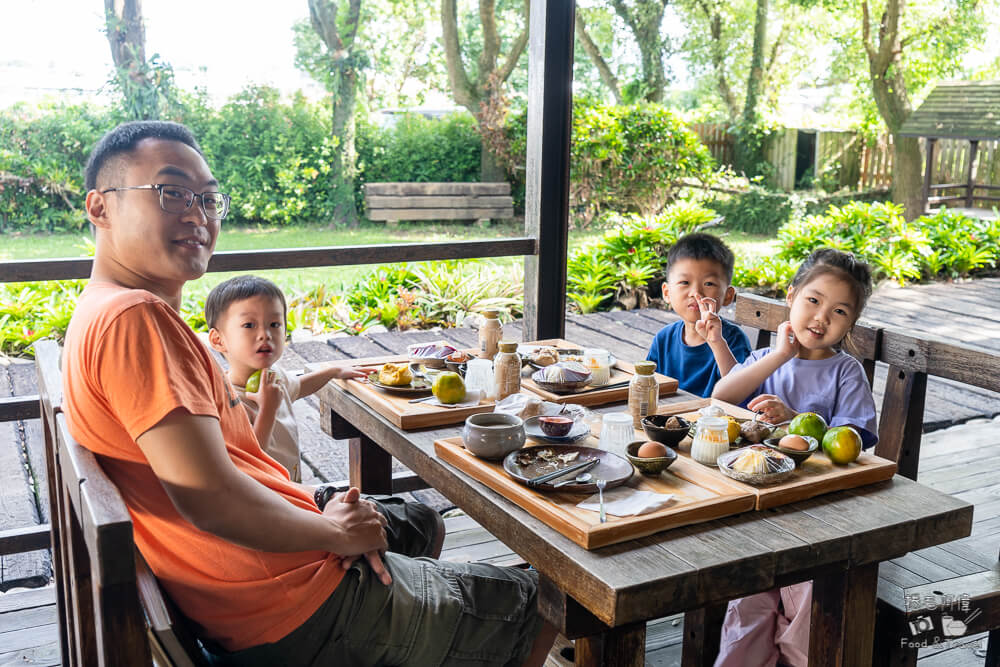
775, 321, 800, 360
747, 394, 796, 425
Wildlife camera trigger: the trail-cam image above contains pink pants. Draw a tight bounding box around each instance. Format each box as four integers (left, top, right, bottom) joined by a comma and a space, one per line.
713, 581, 812, 667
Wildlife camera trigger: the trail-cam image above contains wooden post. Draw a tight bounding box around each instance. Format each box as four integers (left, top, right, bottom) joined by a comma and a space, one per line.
922, 138, 936, 213
522, 0, 575, 341
966, 140, 980, 208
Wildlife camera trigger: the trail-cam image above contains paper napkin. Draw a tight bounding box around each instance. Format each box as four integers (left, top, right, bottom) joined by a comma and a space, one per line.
576, 486, 675, 517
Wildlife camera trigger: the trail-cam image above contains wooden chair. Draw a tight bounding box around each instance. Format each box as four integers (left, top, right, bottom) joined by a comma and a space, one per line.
869, 327, 1000, 666
35, 340, 208, 667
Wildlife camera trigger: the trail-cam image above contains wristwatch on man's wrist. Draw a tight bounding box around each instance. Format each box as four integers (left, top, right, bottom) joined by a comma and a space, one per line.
314, 485, 337, 511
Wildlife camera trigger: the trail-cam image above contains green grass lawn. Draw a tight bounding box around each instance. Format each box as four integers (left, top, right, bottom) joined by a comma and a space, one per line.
1, 221, 777, 296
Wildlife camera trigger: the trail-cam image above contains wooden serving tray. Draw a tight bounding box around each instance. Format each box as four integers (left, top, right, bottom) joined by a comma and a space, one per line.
333, 353, 506, 430
656, 399, 899, 510
434, 436, 756, 549
520, 338, 678, 406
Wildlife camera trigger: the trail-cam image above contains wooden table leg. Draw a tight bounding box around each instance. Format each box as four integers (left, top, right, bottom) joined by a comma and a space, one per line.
810, 562, 878, 666
328, 408, 393, 495
682, 603, 727, 667
575, 622, 646, 667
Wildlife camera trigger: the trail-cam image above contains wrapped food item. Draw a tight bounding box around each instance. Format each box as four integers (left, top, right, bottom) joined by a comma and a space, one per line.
446, 350, 471, 363
494, 393, 546, 419
729, 444, 789, 473
407, 342, 458, 359
378, 362, 412, 386
534, 361, 592, 384
531, 346, 560, 367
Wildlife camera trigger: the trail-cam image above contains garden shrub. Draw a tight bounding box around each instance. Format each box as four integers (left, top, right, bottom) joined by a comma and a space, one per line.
184, 86, 345, 226
0, 102, 111, 232
709, 185, 794, 235
356, 113, 481, 187
503, 101, 715, 228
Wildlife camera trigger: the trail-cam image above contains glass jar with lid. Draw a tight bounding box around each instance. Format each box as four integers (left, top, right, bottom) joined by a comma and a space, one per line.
493, 340, 521, 400
690, 417, 730, 466
479, 309, 503, 359
628, 361, 658, 428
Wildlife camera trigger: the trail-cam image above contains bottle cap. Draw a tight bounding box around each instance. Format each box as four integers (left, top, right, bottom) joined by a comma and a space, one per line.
498, 340, 518, 353
483, 309, 499, 319
633, 361, 656, 375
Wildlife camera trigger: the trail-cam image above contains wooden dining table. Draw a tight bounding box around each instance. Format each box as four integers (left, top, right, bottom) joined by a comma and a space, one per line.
314, 376, 973, 666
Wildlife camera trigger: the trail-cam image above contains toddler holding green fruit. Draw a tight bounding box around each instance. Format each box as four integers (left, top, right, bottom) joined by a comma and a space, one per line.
709, 248, 877, 667
206, 275, 370, 482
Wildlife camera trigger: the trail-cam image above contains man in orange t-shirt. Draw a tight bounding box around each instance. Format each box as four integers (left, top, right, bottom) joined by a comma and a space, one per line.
63, 121, 554, 666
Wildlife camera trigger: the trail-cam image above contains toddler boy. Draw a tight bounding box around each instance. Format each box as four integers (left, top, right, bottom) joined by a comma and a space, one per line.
647, 232, 752, 397
206, 275, 369, 482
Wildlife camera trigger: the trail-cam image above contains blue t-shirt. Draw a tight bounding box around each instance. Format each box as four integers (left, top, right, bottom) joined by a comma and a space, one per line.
733, 348, 879, 449
646, 319, 752, 398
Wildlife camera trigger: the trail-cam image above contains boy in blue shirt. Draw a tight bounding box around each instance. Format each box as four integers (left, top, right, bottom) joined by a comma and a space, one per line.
647, 233, 752, 397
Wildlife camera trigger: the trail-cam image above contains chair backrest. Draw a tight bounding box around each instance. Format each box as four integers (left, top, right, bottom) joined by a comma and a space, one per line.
873, 326, 1000, 480
732, 292, 881, 388
35, 340, 206, 667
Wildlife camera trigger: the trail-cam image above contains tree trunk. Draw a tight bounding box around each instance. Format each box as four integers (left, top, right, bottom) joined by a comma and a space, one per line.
575, 13, 623, 104
743, 0, 768, 126
441, 0, 529, 183
308, 0, 362, 226
862, 0, 922, 220
104, 0, 146, 73
610, 0, 668, 102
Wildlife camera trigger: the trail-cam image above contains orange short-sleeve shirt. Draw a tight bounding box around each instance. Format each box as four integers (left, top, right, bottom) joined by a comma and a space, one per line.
62, 282, 343, 651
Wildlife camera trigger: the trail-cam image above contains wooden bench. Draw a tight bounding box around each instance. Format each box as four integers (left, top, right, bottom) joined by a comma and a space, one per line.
364, 182, 514, 222
34, 340, 207, 666
699, 293, 1000, 667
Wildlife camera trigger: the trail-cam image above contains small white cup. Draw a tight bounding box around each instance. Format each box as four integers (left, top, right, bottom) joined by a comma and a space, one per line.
599, 412, 634, 456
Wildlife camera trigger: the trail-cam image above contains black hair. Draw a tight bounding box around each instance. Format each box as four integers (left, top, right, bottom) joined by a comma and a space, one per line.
665, 232, 736, 283
205, 275, 287, 330
84, 120, 202, 192
789, 248, 873, 322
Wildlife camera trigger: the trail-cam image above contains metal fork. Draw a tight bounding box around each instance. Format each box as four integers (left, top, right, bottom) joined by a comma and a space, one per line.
596, 478, 607, 523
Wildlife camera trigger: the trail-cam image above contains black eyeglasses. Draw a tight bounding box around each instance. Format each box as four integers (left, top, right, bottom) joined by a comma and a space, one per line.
100, 184, 231, 220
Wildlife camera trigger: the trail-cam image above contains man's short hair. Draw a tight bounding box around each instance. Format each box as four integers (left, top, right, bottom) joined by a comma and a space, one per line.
84, 121, 202, 192
665, 232, 736, 284
205, 275, 288, 330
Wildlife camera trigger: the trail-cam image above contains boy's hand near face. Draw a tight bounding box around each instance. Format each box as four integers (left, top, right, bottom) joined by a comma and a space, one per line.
694, 294, 722, 343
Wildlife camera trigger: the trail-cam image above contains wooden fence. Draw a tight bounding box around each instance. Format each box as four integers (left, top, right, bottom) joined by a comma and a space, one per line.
689, 123, 1000, 203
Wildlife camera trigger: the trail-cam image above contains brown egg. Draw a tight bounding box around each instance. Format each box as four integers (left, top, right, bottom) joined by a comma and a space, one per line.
637, 441, 669, 458
779, 434, 810, 451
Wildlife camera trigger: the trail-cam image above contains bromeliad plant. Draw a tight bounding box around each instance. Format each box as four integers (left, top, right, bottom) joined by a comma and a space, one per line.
776, 202, 998, 285
565, 201, 717, 313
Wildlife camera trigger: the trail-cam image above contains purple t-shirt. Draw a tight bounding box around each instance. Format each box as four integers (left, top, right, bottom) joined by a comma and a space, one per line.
733, 348, 878, 449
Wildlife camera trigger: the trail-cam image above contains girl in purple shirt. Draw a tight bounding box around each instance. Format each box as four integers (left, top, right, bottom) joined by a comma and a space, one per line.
711, 248, 876, 667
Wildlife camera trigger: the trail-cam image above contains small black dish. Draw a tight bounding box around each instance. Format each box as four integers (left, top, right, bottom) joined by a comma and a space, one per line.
641, 415, 691, 448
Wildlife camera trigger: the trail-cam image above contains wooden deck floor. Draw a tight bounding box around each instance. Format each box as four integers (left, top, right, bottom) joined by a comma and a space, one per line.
2, 279, 999, 664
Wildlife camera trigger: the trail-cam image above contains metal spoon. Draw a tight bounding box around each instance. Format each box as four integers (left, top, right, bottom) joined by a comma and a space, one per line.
551, 472, 593, 488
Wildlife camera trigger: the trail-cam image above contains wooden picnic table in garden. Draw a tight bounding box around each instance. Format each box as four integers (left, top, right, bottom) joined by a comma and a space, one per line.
314, 367, 974, 666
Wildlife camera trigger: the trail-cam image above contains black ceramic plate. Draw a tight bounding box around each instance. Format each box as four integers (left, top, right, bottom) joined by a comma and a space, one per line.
502, 444, 633, 493
366, 376, 432, 395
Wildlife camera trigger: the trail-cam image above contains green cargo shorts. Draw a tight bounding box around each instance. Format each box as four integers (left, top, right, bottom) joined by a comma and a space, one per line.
206, 496, 543, 666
